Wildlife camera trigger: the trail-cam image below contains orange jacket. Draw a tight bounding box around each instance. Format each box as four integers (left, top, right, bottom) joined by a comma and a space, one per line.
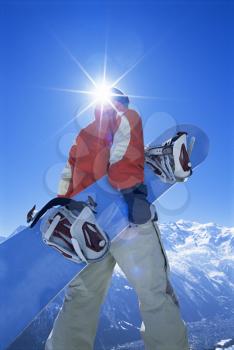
58, 107, 145, 197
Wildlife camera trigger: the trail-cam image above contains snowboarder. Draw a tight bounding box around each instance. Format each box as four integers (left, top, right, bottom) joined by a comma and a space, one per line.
45, 88, 190, 350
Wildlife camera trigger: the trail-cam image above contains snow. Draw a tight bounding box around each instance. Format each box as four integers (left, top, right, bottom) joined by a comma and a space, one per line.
9, 225, 27, 237
0, 225, 27, 241
214, 338, 234, 349
217, 339, 232, 346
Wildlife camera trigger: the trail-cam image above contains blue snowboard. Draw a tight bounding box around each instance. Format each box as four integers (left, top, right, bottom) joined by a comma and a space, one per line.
0, 124, 209, 350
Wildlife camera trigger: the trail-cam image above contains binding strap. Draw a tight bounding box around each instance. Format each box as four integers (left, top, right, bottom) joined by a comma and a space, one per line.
29, 198, 88, 228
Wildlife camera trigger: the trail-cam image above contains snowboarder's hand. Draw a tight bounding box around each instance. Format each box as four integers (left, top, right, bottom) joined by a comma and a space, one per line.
121, 183, 157, 225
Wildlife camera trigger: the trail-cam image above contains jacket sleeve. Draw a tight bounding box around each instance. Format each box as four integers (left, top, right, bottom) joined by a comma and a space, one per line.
57, 142, 77, 197
108, 109, 145, 191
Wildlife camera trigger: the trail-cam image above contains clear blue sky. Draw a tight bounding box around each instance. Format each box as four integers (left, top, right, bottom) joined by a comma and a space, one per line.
0, 1, 233, 236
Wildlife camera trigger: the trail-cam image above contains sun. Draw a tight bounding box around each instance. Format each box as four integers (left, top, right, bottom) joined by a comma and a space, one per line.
93, 83, 112, 104
46, 36, 165, 138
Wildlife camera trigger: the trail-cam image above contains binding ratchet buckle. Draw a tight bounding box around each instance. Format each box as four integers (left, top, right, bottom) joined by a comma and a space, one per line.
145, 131, 194, 183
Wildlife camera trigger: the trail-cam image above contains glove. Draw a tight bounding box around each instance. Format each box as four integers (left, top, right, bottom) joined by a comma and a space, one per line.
121, 183, 157, 225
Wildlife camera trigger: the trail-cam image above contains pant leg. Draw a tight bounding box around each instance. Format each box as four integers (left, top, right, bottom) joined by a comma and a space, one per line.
45, 253, 116, 350
110, 221, 189, 350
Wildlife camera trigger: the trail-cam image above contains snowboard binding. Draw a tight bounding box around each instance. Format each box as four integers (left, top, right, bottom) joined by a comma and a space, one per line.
145, 132, 194, 183
27, 197, 110, 264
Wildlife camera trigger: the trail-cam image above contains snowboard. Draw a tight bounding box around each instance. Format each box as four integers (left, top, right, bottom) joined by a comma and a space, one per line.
0, 124, 209, 350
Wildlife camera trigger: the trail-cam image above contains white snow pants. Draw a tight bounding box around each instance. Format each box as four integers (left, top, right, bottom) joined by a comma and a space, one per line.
45, 221, 189, 350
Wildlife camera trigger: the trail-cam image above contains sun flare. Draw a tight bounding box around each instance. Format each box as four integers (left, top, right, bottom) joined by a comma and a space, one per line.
47, 37, 165, 138
93, 83, 112, 104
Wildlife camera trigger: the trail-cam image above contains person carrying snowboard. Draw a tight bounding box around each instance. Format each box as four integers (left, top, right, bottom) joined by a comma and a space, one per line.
45, 88, 190, 350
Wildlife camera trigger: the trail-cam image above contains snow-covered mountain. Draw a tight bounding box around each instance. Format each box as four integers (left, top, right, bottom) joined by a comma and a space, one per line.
8, 220, 234, 350
9, 225, 27, 238
0, 225, 27, 245
162, 220, 234, 321
214, 338, 234, 349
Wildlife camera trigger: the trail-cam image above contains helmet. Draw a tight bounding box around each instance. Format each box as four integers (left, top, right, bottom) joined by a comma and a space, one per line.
110, 87, 129, 107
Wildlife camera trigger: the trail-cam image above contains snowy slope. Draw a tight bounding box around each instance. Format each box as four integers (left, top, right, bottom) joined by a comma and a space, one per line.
8, 220, 234, 350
